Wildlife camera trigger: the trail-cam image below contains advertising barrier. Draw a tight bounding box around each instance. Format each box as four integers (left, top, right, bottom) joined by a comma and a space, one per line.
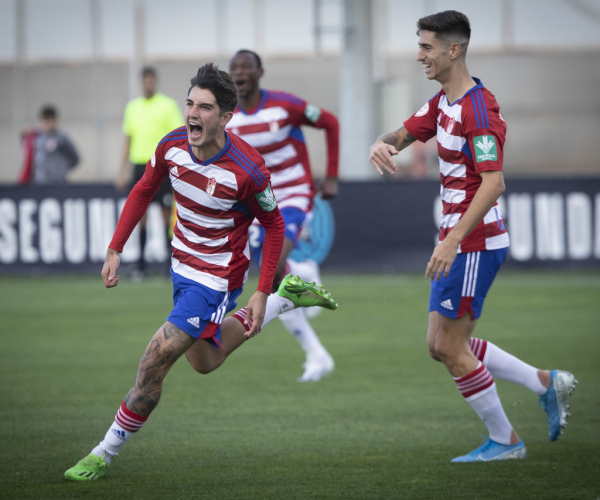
1, 179, 599, 273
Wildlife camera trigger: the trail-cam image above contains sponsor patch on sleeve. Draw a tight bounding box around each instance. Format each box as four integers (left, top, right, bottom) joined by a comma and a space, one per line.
473, 135, 498, 162
304, 104, 322, 123
255, 184, 277, 212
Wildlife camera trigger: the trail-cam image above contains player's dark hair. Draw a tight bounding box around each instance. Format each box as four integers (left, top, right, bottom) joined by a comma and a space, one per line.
234, 49, 262, 69
39, 105, 57, 120
189, 63, 239, 113
417, 10, 471, 55
141, 66, 157, 78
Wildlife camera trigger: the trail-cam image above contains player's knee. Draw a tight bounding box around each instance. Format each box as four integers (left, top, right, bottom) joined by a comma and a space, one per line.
428, 345, 442, 362
433, 342, 456, 365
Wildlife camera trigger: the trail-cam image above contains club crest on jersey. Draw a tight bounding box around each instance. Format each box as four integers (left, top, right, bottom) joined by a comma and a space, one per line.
305, 104, 321, 123
269, 121, 280, 133
169, 166, 179, 178
255, 184, 277, 212
446, 117, 456, 134
415, 102, 429, 117
206, 177, 217, 196
474, 135, 498, 162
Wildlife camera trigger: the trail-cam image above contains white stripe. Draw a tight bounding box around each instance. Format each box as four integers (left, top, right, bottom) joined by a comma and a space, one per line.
278, 196, 311, 211
470, 252, 481, 296
485, 233, 510, 249
440, 186, 466, 204
270, 163, 306, 187
465, 383, 496, 402
462, 252, 471, 297
165, 147, 238, 190
440, 213, 461, 229
467, 252, 477, 297
176, 220, 228, 247
171, 177, 237, 212
483, 205, 504, 225
273, 183, 311, 200
236, 124, 293, 148
227, 106, 289, 127
171, 260, 228, 291
262, 144, 297, 167
172, 235, 232, 267
176, 202, 234, 229
439, 158, 466, 178
438, 96, 463, 121
437, 124, 466, 151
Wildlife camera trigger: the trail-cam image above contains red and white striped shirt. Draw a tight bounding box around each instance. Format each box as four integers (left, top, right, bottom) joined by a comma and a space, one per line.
404, 78, 509, 253
110, 128, 285, 294
226, 90, 339, 213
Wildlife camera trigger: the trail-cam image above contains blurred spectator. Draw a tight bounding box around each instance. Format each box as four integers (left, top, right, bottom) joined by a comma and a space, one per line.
115, 66, 183, 278
18, 105, 80, 184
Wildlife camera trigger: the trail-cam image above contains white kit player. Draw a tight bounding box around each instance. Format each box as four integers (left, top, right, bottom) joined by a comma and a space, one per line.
369, 11, 576, 462
228, 50, 340, 382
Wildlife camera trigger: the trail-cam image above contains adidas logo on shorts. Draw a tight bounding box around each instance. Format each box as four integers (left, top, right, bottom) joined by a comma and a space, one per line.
187, 316, 200, 328
440, 299, 454, 310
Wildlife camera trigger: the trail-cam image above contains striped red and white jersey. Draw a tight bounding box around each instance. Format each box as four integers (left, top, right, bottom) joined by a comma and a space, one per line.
404, 78, 509, 253
110, 127, 284, 293
226, 89, 339, 213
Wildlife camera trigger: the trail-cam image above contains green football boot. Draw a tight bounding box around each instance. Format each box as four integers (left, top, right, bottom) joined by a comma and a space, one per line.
64, 453, 109, 481
277, 274, 338, 310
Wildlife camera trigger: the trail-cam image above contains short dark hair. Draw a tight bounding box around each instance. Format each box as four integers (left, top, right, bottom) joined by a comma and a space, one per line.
234, 49, 262, 69
417, 10, 471, 53
141, 66, 157, 78
39, 105, 57, 120
188, 63, 239, 113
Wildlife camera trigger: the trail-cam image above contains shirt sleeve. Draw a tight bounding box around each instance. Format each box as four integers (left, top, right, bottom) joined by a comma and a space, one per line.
299, 104, 340, 178
109, 145, 169, 252
403, 95, 440, 143
463, 104, 506, 173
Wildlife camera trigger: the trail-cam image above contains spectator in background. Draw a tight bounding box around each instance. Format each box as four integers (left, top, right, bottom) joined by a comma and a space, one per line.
18, 105, 79, 185
115, 66, 183, 279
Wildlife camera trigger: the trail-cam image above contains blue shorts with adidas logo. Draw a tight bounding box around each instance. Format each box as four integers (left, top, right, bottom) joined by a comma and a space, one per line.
429, 247, 508, 320
167, 270, 244, 348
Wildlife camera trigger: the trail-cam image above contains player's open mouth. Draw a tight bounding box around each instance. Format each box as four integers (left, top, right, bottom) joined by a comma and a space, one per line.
188, 122, 203, 139
235, 79, 246, 89
423, 63, 432, 73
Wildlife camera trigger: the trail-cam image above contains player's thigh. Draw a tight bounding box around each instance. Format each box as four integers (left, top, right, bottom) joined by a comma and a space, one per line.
140, 321, 196, 378
434, 313, 478, 360
185, 316, 247, 373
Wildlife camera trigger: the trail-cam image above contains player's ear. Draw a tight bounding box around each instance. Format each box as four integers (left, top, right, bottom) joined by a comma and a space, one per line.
220, 111, 234, 127
449, 42, 461, 60
258, 67, 264, 79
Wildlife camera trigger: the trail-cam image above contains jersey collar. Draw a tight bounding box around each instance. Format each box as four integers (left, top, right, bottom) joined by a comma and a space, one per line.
237, 89, 267, 116
187, 132, 231, 165
446, 77, 484, 106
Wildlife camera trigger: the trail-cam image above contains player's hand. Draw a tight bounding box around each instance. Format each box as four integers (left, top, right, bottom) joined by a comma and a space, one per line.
101, 248, 121, 288
245, 290, 268, 338
369, 141, 398, 176
319, 177, 338, 200
425, 239, 459, 282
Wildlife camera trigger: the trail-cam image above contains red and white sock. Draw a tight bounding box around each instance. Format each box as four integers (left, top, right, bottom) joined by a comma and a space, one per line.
454, 362, 513, 445
92, 402, 148, 463
470, 338, 546, 396
232, 294, 294, 333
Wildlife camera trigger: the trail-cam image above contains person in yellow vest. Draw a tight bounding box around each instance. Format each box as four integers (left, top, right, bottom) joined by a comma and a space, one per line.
115, 67, 183, 279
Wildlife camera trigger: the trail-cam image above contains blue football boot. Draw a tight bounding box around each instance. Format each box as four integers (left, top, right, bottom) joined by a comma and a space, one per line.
538, 370, 577, 441
451, 438, 526, 463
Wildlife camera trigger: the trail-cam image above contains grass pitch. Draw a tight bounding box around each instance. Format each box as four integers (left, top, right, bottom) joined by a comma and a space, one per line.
1, 272, 599, 499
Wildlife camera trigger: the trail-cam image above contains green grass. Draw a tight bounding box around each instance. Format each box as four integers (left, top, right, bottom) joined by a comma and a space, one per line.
1, 272, 599, 499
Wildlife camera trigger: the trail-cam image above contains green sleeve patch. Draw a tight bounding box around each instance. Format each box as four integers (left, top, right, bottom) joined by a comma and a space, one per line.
304, 104, 322, 123
473, 135, 498, 162
255, 184, 277, 212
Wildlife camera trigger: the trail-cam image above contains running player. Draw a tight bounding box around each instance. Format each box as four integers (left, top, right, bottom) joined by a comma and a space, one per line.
369, 11, 576, 462
227, 50, 340, 382
64, 64, 338, 481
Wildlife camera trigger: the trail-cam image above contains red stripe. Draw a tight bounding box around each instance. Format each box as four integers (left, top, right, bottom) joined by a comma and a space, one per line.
440, 174, 466, 191
119, 401, 147, 422
172, 247, 230, 278
232, 308, 251, 332
173, 225, 231, 255
173, 191, 232, 219
171, 165, 238, 200
460, 378, 494, 399
231, 118, 290, 136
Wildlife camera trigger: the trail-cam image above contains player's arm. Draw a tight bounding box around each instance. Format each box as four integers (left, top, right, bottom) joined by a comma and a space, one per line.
369, 127, 416, 176
102, 156, 167, 288
312, 108, 340, 199
425, 170, 505, 281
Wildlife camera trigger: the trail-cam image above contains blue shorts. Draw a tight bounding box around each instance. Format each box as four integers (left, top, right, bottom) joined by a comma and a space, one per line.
429, 248, 508, 320
167, 271, 243, 348
249, 207, 307, 266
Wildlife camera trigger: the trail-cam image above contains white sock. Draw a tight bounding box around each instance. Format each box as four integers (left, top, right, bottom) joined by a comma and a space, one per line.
279, 307, 326, 355
91, 402, 147, 463
454, 362, 513, 445
471, 338, 546, 396
287, 259, 320, 283
233, 294, 294, 333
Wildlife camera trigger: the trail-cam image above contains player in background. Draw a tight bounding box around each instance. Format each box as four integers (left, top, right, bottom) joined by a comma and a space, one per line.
64, 64, 337, 481
115, 67, 184, 279
369, 11, 576, 462
228, 49, 340, 382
